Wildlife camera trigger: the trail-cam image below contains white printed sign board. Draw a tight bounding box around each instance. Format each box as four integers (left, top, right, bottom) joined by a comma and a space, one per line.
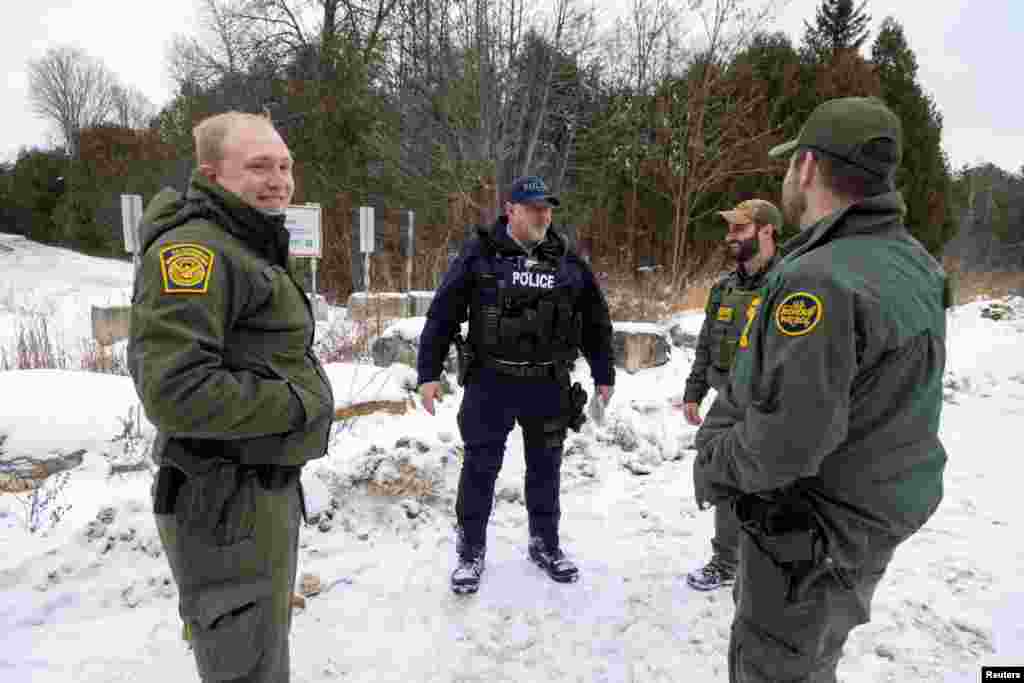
284, 204, 322, 258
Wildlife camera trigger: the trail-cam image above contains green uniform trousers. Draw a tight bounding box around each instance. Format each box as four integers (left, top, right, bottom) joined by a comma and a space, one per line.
712, 501, 741, 567
728, 530, 890, 682
155, 466, 302, 682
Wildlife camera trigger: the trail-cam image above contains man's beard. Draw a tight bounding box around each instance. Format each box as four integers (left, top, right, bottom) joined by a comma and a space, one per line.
728, 236, 759, 265
782, 175, 808, 230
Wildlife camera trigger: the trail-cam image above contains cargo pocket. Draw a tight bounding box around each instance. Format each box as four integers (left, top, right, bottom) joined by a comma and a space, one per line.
733, 617, 816, 682
184, 577, 274, 681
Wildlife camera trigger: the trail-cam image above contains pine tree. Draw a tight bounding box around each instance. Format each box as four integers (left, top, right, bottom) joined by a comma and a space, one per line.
803, 0, 872, 61
871, 16, 956, 256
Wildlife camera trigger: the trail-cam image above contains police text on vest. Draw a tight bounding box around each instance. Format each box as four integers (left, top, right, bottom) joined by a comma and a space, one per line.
512, 272, 555, 289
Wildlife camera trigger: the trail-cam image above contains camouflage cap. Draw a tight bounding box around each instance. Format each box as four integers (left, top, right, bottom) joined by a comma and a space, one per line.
718, 199, 783, 230
769, 97, 902, 181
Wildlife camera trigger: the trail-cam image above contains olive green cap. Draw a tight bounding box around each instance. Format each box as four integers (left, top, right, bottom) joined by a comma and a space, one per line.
769, 97, 903, 181
718, 199, 783, 231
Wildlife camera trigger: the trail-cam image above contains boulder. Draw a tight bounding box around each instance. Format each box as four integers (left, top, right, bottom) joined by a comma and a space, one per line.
669, 323, 698, 349
371, 335, 418, 368
92, 305, 132, 346
347, 292, 406, 322
309, 293, 329, 321
612, 324, 671, 373
407, 291, 435, 317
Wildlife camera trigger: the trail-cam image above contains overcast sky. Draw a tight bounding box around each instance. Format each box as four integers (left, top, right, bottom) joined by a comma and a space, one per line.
2, 0, 1019, 173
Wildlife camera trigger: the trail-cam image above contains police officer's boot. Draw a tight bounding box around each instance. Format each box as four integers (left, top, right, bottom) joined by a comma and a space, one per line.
685, 555, 736, 591
528, 536, 579, 583
451, 527, 486, 594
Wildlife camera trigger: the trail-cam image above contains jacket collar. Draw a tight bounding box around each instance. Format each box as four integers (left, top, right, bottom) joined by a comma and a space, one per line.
485, 216, 567, 261
780, 191, 907, 264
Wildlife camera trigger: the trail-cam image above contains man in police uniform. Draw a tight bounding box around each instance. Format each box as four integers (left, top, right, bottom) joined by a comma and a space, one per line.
681, 199, 781, 592
418, 175, 615, 594
128, 112, 334, 682
693, 97, 949, 680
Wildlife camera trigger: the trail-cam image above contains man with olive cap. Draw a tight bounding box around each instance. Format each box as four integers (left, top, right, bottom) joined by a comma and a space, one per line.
692, 97, 951, 680
681, 198, 782, 592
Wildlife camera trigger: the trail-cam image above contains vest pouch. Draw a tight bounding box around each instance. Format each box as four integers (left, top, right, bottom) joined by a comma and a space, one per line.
716, 337, 739, 370
481, 305, 500, 347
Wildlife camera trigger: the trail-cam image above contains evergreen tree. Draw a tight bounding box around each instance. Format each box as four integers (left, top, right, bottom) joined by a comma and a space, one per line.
871, 16, 956, 255
803, 0, 872, 61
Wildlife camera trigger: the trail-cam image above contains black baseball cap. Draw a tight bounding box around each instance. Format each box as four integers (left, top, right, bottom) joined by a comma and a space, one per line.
506, 176, 560, 207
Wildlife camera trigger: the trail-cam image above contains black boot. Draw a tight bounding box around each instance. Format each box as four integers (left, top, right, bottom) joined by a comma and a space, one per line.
528, 536, 579, 583
451, 528, 486, 594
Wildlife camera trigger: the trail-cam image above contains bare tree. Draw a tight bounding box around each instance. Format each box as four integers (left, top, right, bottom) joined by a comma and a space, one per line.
110, 85, 156, 129
659, 0, 779, 286
388, 0, 597, 223
166, 0, 264, 90
602, 0, 687, 94
27, 46, 118, 157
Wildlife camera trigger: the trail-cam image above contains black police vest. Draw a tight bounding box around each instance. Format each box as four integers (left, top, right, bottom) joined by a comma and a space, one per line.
468, 237, 582, 365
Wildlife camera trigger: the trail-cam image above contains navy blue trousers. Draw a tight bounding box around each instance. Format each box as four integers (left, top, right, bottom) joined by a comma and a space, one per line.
456, 368, 567, 550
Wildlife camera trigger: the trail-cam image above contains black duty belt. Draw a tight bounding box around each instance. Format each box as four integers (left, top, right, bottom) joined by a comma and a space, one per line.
252, 464, 302, 490
483, 357, 556, 379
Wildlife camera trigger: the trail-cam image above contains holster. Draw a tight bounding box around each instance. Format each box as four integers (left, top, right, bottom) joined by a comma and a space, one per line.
453, 332, 475, 387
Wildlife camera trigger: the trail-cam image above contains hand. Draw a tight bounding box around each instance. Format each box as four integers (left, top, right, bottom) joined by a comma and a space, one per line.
419, 381, 442, 416
596, 385, 613, 404
683, 401, 703, 426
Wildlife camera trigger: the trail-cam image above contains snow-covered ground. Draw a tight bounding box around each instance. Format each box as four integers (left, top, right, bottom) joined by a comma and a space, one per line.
1, 231, 1022, 682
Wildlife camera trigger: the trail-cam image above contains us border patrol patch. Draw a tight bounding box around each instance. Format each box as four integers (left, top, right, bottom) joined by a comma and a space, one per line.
159, 243, 214, 294
775, 292, 822, 336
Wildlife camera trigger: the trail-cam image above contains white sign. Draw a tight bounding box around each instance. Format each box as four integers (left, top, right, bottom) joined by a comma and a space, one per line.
284, 204, 322, 258
120, 194, 143, 254
359, 206, 375, 254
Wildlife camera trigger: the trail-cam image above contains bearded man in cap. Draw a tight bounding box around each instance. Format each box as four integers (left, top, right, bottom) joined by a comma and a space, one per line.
681, 199, 782, 592
693, 97, 951, 681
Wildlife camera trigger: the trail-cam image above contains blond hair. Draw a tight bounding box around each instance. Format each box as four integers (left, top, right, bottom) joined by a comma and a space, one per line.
192, 111, 274, 166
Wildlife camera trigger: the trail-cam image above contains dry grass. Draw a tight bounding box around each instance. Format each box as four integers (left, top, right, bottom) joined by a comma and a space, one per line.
602, 268, 720, 322
366, 463, 436, 498
314, 319, 390, 364
944, 259, 1024, 304
0, 316, 71, 371
0, 314, 129, 374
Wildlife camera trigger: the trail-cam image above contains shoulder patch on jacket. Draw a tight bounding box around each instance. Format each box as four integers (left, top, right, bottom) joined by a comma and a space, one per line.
159, 243, 215, 294
774, 291, 822, 336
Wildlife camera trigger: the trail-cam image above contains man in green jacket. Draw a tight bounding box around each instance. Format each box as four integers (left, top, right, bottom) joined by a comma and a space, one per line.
682, 199, 781, 592
128, 111, 334, 682
693, 97, 949, 681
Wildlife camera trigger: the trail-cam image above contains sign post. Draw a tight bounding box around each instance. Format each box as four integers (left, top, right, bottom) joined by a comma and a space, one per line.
120, 194, 143, 270
400, 209, 415, 292
359, 206, 375, 292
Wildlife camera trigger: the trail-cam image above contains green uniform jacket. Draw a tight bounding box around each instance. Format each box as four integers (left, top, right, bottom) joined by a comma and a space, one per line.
127, 172, 334, 471
693, 192, 948, 568
683, 255, 779, 404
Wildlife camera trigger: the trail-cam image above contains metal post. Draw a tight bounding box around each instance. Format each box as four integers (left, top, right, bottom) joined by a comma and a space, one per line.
310, 257, 318, 294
